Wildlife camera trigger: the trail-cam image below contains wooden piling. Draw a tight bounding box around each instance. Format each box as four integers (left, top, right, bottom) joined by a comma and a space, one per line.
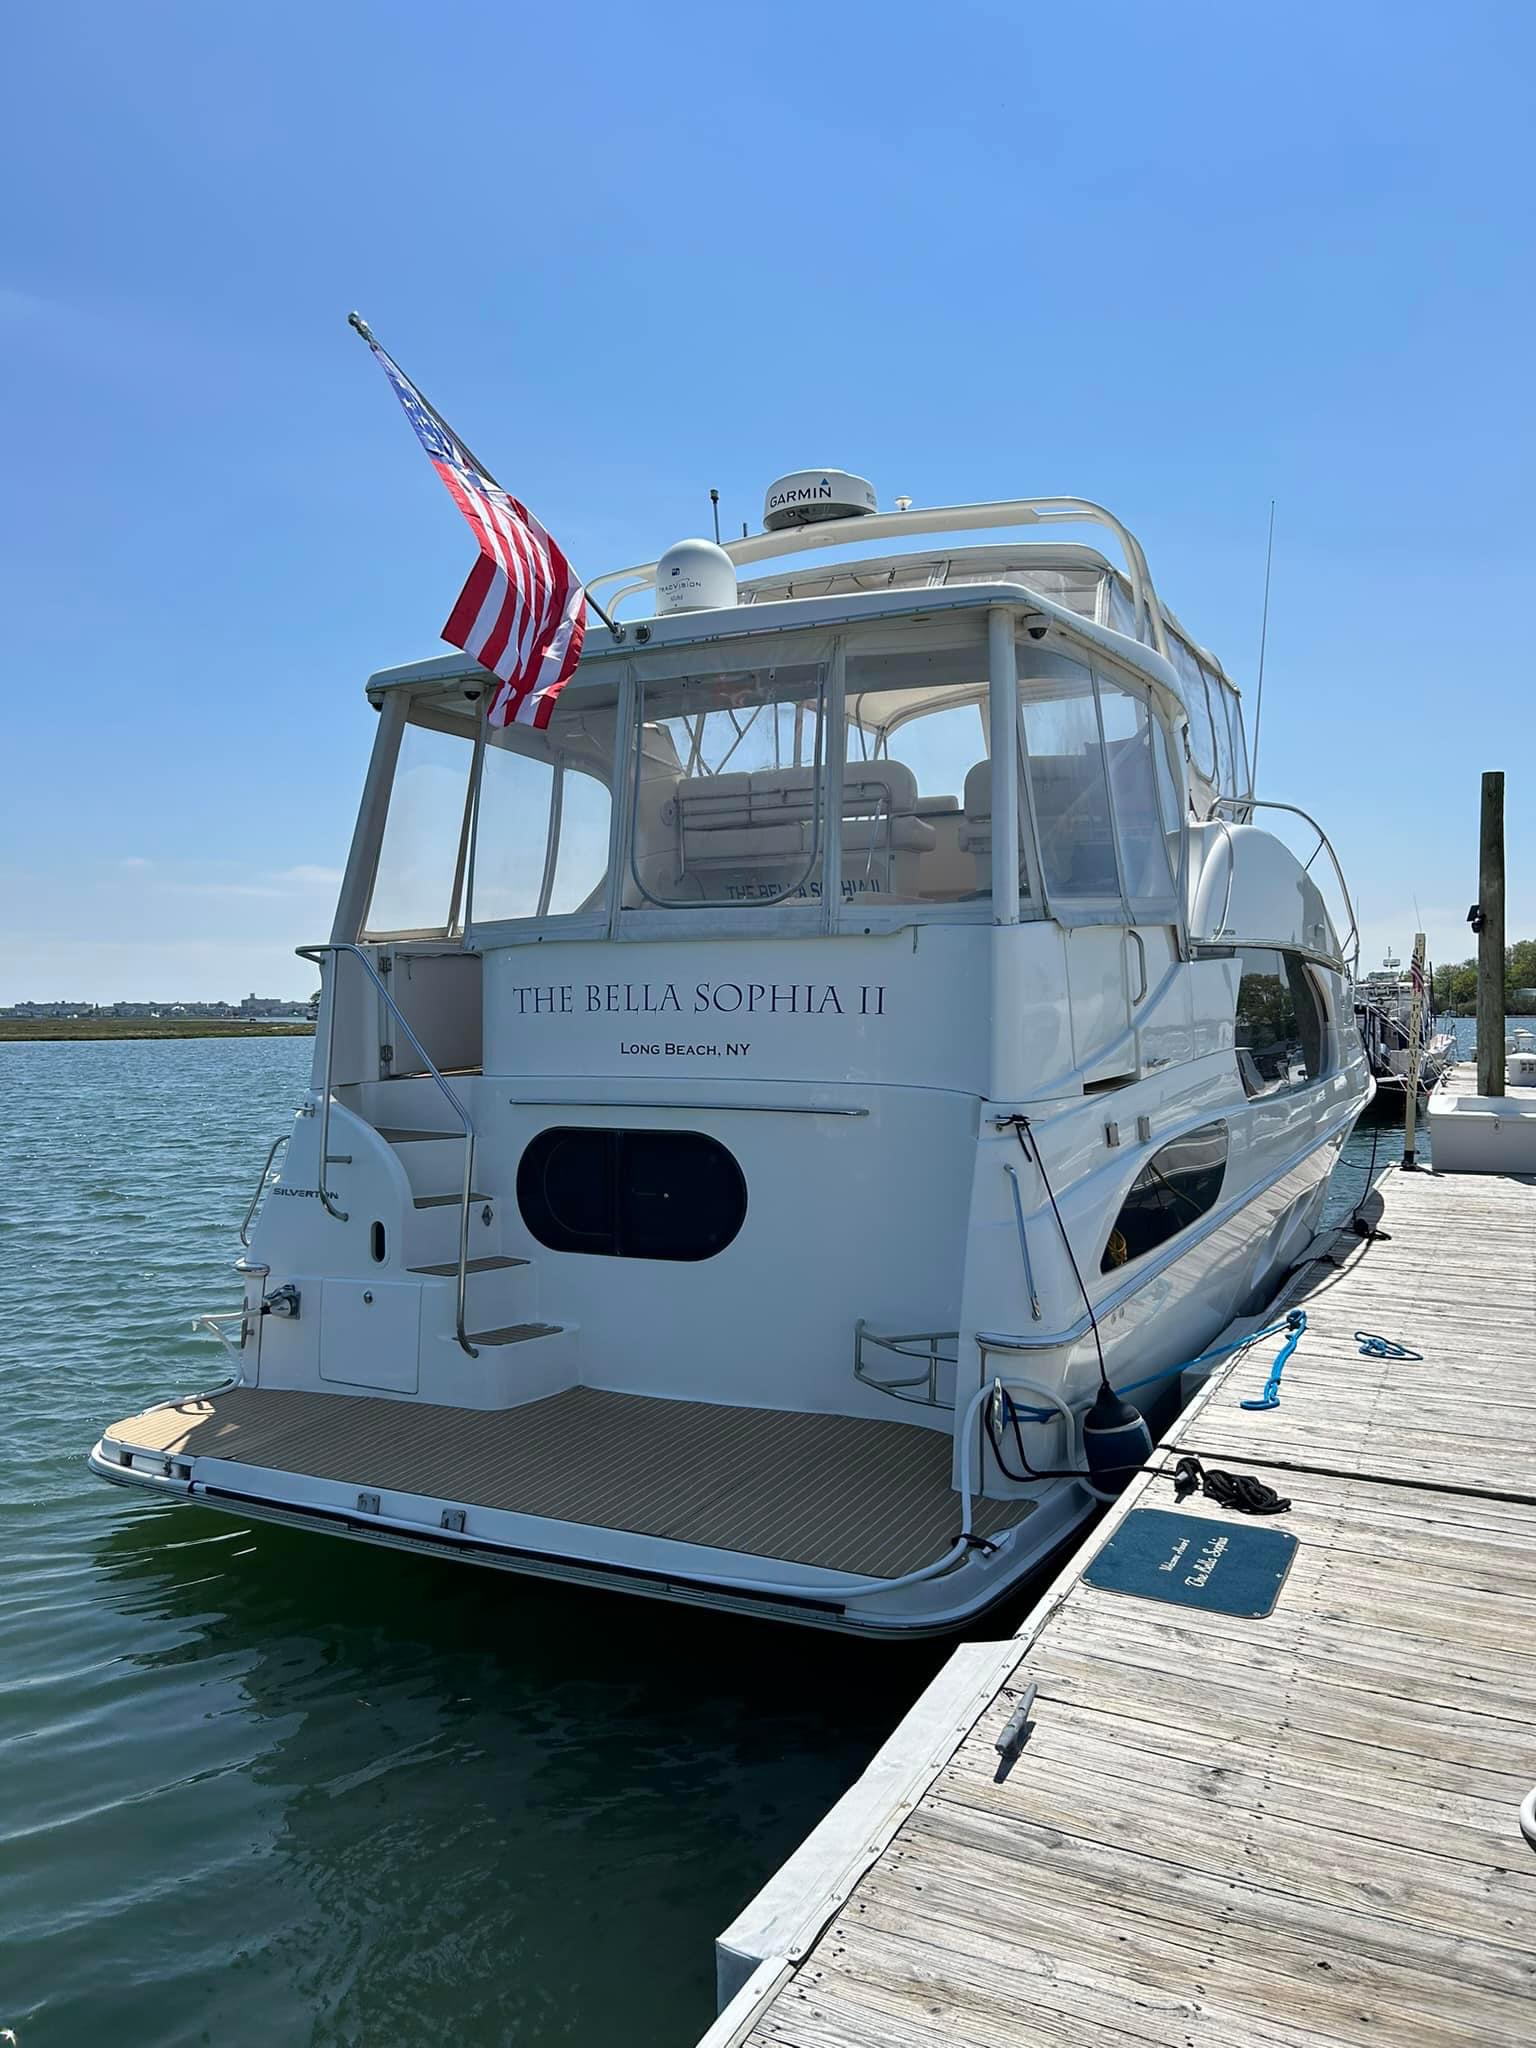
1477, 770, 1505, 1097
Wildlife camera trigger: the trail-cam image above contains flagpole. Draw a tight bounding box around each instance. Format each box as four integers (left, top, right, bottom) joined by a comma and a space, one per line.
348, 312, 624, 642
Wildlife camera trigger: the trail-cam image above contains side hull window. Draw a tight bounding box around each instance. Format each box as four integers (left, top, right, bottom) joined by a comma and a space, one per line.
1235, 949, 1327, 1097
1102, 1120, 1228, 1273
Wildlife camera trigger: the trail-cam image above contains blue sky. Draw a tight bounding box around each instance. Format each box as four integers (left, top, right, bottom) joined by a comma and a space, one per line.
3, 0, 1531, 999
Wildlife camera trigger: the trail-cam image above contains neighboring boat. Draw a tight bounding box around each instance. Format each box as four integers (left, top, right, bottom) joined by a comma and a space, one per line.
1354, 949, 1456, 1114
1427, 1027, 1536, 1171
91, 477, 1371, 1635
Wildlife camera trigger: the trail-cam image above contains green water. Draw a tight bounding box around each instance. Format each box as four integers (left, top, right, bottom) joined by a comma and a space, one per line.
0, 1037, 1399, 2046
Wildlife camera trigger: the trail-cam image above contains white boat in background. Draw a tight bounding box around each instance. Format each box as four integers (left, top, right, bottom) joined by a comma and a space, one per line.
1354, 949, 1456, 1111
91, 475, 1371, 1634
1428, 1028, 1536, 1172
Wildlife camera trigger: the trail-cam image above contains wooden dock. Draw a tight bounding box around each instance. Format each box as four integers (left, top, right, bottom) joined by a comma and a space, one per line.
709, 1165, 1536, 2048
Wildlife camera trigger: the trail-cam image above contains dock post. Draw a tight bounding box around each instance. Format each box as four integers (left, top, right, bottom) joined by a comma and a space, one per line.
1402, 930, 1426, 1168
1476, 771, 1505, 1098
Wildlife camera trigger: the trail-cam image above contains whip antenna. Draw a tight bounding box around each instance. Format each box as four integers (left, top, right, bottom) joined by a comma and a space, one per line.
1249, 499, 1276, 788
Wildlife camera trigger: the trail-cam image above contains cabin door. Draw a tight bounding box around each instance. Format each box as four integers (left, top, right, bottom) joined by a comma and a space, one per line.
379, 949, 483, 1078
1065, 926, 1135, 1085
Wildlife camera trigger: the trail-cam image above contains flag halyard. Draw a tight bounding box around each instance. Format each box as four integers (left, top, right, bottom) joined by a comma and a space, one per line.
362, 334, 585, 731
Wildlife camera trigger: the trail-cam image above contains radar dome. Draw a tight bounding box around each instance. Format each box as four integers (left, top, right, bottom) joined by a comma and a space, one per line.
762, 469, 877, 531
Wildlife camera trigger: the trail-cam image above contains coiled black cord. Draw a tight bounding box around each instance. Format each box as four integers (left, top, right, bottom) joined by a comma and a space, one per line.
1173, 1454, 1291, 1515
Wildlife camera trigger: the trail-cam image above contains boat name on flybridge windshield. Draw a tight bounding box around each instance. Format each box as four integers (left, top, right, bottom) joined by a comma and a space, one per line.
507, 980, 886, 1018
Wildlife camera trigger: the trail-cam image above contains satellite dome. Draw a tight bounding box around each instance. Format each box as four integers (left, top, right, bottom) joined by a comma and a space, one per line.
654, 537, 737, 615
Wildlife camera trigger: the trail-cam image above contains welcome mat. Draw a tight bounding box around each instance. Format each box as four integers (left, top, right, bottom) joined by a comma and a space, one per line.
1083, 1507, 1298, 1618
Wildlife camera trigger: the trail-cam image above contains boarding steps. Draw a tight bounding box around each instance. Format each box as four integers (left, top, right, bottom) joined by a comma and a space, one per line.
376, 1120, 567, 1353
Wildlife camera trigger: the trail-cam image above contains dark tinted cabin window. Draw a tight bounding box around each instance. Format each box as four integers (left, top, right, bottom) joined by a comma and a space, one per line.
1102, 1120, 1228, 1273
517, 1128, 747, 1261
1235, 948, 1326, 1098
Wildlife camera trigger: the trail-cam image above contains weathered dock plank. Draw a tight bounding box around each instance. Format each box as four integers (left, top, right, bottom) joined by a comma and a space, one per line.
715, 1166, 1536, 2048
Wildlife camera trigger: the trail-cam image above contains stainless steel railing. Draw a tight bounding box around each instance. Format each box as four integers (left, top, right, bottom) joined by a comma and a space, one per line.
1210, 797, 1360, 974
240, 1132, 290, 1247
297, 943, 480, 1358
853, 1322, 959, 1409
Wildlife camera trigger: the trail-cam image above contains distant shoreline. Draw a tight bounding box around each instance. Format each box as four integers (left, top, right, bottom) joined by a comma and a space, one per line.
0, 1018, 315, 1042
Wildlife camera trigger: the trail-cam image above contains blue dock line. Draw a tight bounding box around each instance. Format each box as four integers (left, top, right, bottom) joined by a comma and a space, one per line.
1003, 1309, 1308, 1423
1354, 1330, 1423, 1360
1239, 1310, 1307, 1410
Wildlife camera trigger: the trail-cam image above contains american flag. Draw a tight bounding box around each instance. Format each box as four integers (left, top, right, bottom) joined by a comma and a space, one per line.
359, 329, 586, 730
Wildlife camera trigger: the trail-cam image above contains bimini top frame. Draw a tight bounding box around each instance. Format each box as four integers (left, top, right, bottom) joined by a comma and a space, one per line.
589, 496, 1182, 665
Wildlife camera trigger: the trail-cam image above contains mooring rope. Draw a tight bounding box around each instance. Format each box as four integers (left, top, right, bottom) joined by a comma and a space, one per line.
1172, 1454, 1291, 1516
1239, 1311, 1308, 1410
1354, 1330, 1424, 1360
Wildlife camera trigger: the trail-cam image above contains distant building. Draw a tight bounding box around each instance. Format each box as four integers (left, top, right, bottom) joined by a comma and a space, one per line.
2, 994, 310, 1020
238, 992, 311, 1019
2, 1000, 99, 1019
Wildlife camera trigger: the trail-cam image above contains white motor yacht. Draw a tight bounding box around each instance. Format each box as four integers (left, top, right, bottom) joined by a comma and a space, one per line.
91, 477, 1372, 1634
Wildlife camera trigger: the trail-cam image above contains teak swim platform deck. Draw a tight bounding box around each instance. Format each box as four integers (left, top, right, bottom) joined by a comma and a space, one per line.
100, 1385, 1035, 1581
710, 1165, 1536, 2048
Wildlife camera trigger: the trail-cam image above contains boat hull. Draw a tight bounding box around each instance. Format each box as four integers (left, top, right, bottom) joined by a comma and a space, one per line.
89, 1112, 1352, 1637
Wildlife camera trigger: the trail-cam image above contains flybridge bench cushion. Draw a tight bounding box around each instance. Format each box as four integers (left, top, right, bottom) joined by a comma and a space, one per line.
961, 759, 993, 855
666, 762, 938, 897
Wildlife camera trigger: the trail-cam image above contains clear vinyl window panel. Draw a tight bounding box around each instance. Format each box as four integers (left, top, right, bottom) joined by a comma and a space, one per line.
1101, 1120, 1228, 1274
1235, 948, 1327, 1098
1230, 694, 1251, 797
630, 660, 827, 907
1206, 671, 1250, 800
365, 721, 475, 937
1170, 636, 1218, 784
1204, 664, 1237, 801
471, 697, 615, 925
842, 621, 1000, 906
1014, 652, 1182, 914
1017, 652, 1119, 903
1097, 678, 1178, 910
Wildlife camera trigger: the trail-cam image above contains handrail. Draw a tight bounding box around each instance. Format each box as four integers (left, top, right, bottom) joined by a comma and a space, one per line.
192, 1310, 251, 1360
1211, 797, 1360, 974
587, 495, 1173, 659
297, 942, 480, 1359
1002, 1163, 1043, 1319
853, 1322, 958, 1409
240, 1132, 290, 1248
